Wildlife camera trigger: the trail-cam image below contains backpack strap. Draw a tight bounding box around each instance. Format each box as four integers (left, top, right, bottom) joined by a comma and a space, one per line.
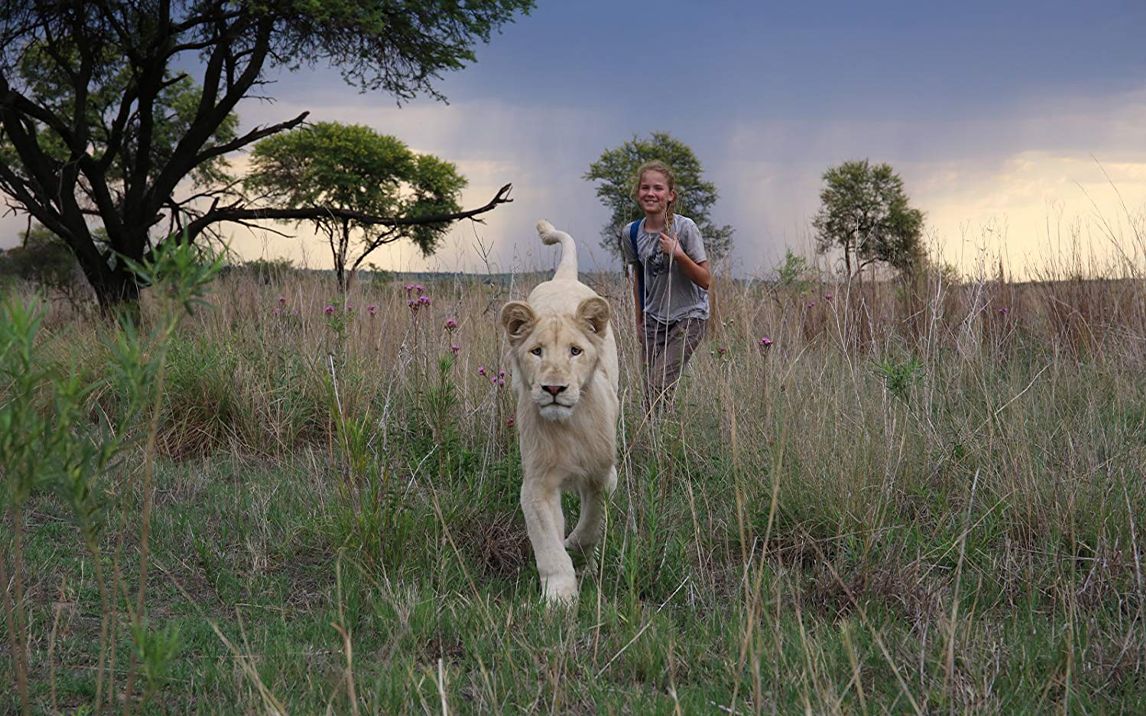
628, 220, 645, 310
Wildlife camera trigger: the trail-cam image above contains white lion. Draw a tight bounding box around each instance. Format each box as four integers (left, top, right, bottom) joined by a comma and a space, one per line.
500, 220, 619, 604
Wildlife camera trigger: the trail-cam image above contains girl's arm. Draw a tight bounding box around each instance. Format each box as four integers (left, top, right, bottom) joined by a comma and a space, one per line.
658, 232, 711, 290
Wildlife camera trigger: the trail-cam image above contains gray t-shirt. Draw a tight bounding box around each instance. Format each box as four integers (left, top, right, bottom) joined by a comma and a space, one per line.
621, 215, 709, 323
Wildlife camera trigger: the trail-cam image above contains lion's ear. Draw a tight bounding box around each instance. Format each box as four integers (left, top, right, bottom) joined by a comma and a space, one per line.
576, 296, 610, 336
500, 301, 537, 345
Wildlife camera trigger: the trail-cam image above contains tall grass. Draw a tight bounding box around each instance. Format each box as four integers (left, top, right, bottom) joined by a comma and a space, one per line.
2, 246, 1144, 712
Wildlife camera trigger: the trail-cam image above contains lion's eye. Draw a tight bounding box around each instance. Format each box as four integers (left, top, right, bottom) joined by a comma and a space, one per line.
530, 347, 543, 357
570, 346, 582, 356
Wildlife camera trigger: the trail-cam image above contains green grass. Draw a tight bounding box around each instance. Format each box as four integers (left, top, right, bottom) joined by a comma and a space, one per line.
3, 267, 1146, 713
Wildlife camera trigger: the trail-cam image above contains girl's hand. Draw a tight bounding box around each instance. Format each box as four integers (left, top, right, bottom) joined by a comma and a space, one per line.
657, 230, 682, 260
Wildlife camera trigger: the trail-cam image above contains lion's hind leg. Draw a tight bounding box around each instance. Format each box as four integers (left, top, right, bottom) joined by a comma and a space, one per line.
564, 465, 616, 561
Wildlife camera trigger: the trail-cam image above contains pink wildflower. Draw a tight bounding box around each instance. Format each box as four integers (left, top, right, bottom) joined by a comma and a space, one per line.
323, 305, 335, 316
759, 336, 773, 348
450, 343, 461, 355
506, 417, 516, 428
418, 295, 431, 306
277, 295, 287, 305
997, 306, 1010, 315
445, 317, 459, 331
478, 366, 487, 377
367, 304, 378, 316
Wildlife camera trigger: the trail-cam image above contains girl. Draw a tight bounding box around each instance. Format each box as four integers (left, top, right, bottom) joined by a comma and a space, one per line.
621, 160, 711, 410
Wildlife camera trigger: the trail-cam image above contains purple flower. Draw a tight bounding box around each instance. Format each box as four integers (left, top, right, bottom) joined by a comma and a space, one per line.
323, 304, 335, 316
414, 283, 425, 294
824, 293, 833, 301
404, 283, 415, 294
997, 306, 1010, 315
717, 347, 728, 357
478, 366, 487, 377
806, 300, 816, 309
418, 295, 431, 306
277, 295, 287, 305
367, 304, 378, 316
506, 417, 516, 428
445, 317, 459, 331
450, 343, 461, 355
496, 377, 505, 387
759, 336, 773, 348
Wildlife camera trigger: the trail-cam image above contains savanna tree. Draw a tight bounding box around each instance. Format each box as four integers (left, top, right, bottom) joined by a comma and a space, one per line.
584, 132, 733, 262
246, 122, 466, 294
812, 159, 925, 279
0, 0, 531, 310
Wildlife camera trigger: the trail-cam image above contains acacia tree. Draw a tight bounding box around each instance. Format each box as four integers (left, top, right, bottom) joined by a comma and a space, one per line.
246, 122, 466, 294
812, 159, 925, 278
584, 132, 733, 262
0, 1, 530, 310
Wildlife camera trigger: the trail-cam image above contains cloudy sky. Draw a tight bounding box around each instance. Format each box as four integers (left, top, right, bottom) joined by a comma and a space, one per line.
5, 0, 1146, 278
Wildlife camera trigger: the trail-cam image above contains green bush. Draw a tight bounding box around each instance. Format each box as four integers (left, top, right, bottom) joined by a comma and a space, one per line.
0, 225, 84, 296
224, 257, 299, 284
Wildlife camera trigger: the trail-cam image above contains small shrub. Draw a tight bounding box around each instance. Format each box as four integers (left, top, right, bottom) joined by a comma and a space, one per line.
0, 224, 86, 300
874, 353, 924, 402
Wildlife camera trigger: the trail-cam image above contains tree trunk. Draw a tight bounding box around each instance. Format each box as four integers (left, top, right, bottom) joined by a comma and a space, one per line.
336, 220, 352, 296
78, 258, 142, 322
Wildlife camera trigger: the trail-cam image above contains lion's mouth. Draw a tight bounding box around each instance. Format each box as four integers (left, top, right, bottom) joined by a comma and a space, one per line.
537, 396, 575, 420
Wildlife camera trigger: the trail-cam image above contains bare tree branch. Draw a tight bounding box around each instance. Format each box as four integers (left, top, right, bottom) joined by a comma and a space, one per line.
184, 183, 513, 241
194, 111, 309, 166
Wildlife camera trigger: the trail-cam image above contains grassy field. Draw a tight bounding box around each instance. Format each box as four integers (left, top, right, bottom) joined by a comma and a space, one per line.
2, 256, 1145, 713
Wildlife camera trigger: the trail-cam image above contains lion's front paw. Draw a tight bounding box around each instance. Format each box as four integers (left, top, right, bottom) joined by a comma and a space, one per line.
541, 573, 578, 605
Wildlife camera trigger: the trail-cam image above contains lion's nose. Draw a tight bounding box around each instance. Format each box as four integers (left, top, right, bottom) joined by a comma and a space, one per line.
542, 384, 567, 396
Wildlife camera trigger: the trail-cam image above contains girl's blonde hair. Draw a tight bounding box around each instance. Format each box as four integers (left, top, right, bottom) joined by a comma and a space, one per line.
631, 160, 677, 234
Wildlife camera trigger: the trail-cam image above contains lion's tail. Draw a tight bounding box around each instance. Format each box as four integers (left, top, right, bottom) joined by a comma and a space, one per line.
536, 219, 578, 282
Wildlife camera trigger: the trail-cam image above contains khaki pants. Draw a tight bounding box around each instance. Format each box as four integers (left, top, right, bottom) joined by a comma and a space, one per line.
641, 316, 707, 410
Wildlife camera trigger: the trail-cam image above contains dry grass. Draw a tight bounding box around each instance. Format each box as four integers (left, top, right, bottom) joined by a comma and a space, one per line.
4, 248, 1146, 712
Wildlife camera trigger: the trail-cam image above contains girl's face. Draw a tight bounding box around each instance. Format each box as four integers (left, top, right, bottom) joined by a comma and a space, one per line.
637, 170, 675, 217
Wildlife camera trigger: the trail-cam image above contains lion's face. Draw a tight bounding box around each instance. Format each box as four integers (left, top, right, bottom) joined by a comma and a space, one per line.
500, 297, 611, 421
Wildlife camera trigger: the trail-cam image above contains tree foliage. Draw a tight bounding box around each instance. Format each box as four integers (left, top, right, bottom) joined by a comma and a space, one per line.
812, 160, 925, 278
0, 0, 530, 309
584, 132, 733, 262
246, 121, 466, 293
